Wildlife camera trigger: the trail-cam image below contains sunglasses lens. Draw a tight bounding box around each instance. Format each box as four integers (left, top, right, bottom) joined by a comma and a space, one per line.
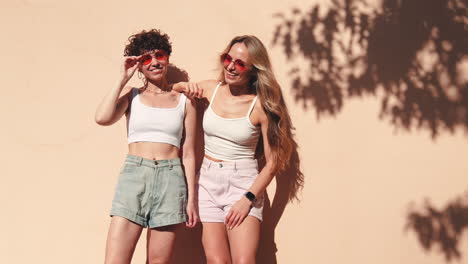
235, 61, 247, 72
155, 51, 167, 60
141, 55, 152, 65
222, 54, 232, 67
222, 53, 249, 73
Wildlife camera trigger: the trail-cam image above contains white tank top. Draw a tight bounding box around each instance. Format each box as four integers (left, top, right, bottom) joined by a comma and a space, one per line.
127, 88, 187, 148
203, 82, 261, 161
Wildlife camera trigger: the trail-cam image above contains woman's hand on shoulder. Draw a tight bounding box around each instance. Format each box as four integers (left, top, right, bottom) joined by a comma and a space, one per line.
197, 80, 220, 102
173, 82, 203, 98
173, 79, 219, 100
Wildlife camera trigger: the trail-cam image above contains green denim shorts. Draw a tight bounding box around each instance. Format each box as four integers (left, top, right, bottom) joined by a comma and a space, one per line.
110, 155, 188, 228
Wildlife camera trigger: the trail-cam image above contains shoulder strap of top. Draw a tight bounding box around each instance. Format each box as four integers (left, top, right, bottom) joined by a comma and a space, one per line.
179, 93, 187, 111
131, 88, 139, 102
209, 82, 223, 104
128, 88, 139, 109
246, 96, 258, 117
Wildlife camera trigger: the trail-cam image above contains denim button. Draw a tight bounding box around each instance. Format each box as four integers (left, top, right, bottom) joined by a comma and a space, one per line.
219, 163, 223, 168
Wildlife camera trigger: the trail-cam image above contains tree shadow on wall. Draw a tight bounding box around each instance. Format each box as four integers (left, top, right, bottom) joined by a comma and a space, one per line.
406, 192, 468, 262
272, 0, 467, 138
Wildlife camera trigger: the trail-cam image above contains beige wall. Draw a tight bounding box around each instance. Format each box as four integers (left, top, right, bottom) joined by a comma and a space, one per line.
1, 0, 467, 263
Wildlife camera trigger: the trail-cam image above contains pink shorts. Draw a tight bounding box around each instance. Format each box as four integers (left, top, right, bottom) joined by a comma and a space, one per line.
198, 157, 264, 223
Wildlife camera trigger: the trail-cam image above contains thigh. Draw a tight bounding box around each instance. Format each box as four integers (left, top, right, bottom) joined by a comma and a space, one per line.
201, 222, 231, 264
227, 216, 261, 264
198, 164, 227, 223
146, 224, 179, 264
105, 216, 143, 264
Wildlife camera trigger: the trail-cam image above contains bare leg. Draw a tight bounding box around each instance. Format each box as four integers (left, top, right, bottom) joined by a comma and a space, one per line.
105, 216, 143, 264
227, 216, 261, 264
201, 222, 232, 264
146, 224, 179, 264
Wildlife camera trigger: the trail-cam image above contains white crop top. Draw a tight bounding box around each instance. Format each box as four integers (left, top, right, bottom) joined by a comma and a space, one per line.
127, 88, 187, 148
203, 82, 261, 161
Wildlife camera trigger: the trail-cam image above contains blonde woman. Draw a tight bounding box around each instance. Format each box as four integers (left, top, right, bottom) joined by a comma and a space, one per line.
175, 35, 296, 263
95, 29, 198, 264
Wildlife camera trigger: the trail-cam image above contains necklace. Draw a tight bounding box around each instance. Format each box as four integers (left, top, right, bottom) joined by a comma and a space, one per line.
144, 86, 172, 94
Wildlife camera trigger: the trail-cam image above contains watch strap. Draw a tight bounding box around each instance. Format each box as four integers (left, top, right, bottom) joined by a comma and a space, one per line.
244, 191, 256, 202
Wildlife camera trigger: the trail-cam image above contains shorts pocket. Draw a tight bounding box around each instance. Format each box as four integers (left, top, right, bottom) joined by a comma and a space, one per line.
231, 169, 257, 190
235, 168, 258, 179
166, 165, 187, 199
120, 161, 139, 174
198, 167, 218, 192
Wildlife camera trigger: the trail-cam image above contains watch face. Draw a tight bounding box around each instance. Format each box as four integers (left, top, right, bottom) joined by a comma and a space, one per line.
245, 191, 256, 201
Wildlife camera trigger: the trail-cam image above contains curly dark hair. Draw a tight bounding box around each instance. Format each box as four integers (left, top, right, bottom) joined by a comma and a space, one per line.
124, 29, 172, 56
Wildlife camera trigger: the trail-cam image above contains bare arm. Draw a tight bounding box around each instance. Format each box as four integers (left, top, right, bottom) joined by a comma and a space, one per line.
95, 56, 142, 126
182, 97, 199, 227
173, 79, 218, 101
225, 101, 276, 229
95, 82, 132, 126
245, 109, 275, 198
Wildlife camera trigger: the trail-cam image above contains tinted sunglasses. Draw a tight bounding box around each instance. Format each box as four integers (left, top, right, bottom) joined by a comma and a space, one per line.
140, 50, 168, 65
221, 53, 249, 73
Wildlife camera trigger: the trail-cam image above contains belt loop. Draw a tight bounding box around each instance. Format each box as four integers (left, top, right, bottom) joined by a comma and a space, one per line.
169, 159, 173, 169
207, 160, 212, 170
138, 156, 143, 166
234, 161, 237, 172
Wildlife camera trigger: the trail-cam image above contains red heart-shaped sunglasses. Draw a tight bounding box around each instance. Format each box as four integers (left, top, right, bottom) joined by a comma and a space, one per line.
140, 51, 168, 65
221, 53, 250, 73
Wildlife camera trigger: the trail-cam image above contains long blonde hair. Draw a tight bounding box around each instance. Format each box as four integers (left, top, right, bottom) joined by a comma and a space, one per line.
218, 35, 297, 177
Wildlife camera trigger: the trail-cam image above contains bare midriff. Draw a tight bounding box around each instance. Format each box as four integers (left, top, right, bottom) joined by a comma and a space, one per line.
204, 154, 225, 162
128, 142, 179, 161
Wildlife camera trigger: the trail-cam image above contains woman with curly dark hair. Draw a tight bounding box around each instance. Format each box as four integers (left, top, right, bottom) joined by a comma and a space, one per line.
95, 29, 198, 263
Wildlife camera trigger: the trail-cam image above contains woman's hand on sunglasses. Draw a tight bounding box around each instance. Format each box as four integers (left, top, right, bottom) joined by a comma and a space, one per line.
122, 56, 142, 81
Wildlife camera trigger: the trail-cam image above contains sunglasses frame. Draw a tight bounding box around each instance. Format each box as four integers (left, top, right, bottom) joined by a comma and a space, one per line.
140, 50, 168, 65
221, 53, 250, 73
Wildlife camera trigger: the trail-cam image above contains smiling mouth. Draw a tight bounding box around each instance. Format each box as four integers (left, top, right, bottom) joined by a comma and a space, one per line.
150, 68, 163, 73
225, 70, 239, 77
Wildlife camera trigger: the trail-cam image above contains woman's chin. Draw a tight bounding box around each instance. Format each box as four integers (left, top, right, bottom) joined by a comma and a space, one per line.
224, 78, 236, 85
146, 74, 166, 83
225, 79, 250, 87
224, 75, 245, 86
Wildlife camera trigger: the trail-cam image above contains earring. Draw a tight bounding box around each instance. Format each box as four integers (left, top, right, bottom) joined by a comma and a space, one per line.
138, 71, 147, 87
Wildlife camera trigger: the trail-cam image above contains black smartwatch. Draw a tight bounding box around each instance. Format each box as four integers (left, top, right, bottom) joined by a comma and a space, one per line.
244, 191, 256, 202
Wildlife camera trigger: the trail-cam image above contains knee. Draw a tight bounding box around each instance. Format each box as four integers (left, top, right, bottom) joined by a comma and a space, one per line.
206, 254, 231, 264
104, 256, 127, 264
232, 255, 255, 264
105, 250, 131, 264
146, 254, 171, 264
